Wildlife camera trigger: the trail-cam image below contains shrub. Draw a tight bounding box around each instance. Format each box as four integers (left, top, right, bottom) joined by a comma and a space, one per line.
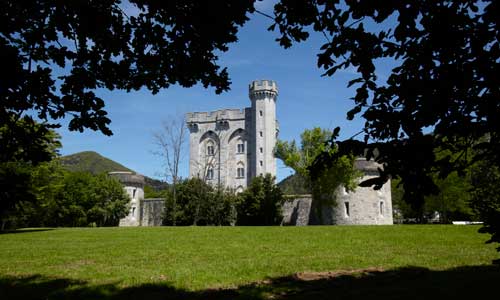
236, 174, 284, 226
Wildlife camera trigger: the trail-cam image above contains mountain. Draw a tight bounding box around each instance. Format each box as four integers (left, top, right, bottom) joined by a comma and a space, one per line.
59, 151, 131, 174
58, 151, 168, 191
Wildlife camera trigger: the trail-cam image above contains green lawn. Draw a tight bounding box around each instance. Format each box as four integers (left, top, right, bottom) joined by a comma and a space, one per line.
0, 226, 499, 299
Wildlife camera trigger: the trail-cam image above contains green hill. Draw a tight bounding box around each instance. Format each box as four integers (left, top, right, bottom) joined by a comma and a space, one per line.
278, 173, 310, 195
59, 151, 169, 191
59, 151, 131, 174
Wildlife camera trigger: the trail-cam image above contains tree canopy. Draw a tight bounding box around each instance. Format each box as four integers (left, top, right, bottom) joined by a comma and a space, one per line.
267, 1, 500, 202
1, 0, 255, 163
276, 127, 359, 222
4, 1, 500, 249
7, 0, 499, 190
236, 174, 284, 226
267, 0, 500, 252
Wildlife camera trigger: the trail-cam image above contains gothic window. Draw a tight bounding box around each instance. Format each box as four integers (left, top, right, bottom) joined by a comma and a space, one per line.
260, 160, 263, 166
132, 188, 136, 199
259, 131, 263, 137
379, 201, 384, 216
207, 168, 214, 180
344, 202, 350, 217
237, 167, 245, 178
259, 110, 263, 116
260, 147, 263, 153
236, 162, 245, 178
237, 143, 245, 153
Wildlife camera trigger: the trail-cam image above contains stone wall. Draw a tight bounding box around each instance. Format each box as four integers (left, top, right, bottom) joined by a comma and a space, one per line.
281, 195, 313, 226
280, 160, 393, 225
140, 198, 165, 226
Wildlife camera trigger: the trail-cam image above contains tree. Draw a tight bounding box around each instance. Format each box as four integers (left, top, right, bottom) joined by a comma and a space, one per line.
0, 161, 35, 230
424, 171, 475, 223
470, 161, 500, 262
268, 0, 499, 199
163, 178, 236, 226
236, 174, 284, 226
264, 0, 500, 251
12, 160, 65, 228
153, 115, 188, 225
275, 127, 360, 223
0, 120, 61, 228
392, 146, 477, 223
46, 171, 129, 227
1, 0, 256, 164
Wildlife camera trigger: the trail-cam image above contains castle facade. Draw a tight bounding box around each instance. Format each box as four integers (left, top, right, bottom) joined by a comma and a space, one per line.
112, 79, 393, 226
185, 80, 279, 192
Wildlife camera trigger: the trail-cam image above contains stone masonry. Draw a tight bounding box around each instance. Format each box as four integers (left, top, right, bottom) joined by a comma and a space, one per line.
186, 80, 278, 192
109, 171, 164, 226
282, 159, 393, 225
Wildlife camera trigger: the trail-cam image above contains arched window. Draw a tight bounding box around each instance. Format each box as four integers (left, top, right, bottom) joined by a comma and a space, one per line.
379, 201, 384, 216
200, 131, 219, 157
236, 162, 245, 178
229, 130, 246, 154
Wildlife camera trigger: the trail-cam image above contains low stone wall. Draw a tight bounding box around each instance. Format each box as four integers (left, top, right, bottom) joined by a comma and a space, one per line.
329, 180, 393, 225
281, 159, 393, 226
140, 198, 165, 226
281, 181, 393, 226
281, 195, 312, 226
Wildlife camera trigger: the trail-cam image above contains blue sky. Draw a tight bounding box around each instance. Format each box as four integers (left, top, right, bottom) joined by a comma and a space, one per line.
56, 1, 386, 182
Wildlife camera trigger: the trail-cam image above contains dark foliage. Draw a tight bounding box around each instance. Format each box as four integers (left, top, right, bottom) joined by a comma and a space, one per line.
268, 0, 500, 251
1, 0, 255, 164
0, 121, 61, 226
0, 161, 34, 230
470, 161, 500, 259
11, 169, 130, 228
163, 178, 236, 226
236, 174, 284, 226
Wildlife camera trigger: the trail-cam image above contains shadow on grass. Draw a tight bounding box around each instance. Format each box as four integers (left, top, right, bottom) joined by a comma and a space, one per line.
1, 265, 499, 300
0, 228, 55, 235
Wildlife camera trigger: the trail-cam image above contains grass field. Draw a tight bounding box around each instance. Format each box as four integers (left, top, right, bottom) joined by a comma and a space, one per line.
0, 225, 499, 299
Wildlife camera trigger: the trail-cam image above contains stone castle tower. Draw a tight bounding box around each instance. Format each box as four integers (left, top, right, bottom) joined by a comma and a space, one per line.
186, 80, 278, 191
108, 171, 144, 226
109, 171, 165, 227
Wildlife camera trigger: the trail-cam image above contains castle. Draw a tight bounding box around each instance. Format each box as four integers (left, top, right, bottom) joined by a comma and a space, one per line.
185, 80, 278, 192
113, 79, 393, 226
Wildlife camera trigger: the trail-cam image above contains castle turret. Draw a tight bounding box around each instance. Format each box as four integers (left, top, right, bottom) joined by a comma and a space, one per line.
249, 80, 278, 179
109, 171, 145, 226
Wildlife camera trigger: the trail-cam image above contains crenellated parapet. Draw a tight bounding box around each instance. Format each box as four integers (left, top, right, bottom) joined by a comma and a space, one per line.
109, 171, 145, 188
186, 108, 246, 125
249, 80, 278, 100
